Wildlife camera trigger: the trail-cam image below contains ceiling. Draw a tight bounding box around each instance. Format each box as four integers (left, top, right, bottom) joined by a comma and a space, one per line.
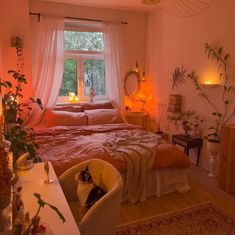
43, 0, 157, 12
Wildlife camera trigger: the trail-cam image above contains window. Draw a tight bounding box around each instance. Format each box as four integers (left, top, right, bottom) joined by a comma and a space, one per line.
58, 21, 106, 102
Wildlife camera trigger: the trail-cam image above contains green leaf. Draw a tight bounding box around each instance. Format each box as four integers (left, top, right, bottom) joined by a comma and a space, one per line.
48, 204, 66, 223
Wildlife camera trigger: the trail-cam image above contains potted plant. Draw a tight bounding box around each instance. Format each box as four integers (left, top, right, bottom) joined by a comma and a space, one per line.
0, 37, 43, 164
188, 43, 235, 177
188, 43, 235, 143
168, 110, 203, 137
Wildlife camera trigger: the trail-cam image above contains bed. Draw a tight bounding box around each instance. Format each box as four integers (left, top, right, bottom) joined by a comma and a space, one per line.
35, 102, 191, 203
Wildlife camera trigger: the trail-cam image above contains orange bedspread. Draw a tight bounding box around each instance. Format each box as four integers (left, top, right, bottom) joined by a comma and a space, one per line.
35, 123, 191, 176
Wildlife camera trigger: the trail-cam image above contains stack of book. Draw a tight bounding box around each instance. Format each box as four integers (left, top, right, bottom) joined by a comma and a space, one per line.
167, 94, 182, 112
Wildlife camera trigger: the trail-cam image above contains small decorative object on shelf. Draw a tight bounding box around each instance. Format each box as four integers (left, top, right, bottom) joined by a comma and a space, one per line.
89, 85, 95, 102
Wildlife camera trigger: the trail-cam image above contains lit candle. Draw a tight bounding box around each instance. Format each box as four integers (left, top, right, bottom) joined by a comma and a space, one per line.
204, 80, 212, 85
68, 92, 76, 102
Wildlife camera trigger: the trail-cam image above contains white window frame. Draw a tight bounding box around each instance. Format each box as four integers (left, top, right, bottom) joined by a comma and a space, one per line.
57, 22, 107, 104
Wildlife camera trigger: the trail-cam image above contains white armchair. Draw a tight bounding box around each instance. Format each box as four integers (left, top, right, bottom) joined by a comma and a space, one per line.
59, 159, 123, 235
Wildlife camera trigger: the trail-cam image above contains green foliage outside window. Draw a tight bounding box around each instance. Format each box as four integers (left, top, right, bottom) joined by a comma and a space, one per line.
64, 31, 104, 51
60, 59, 77, 96
60, 30, 105, 98
84, 60, 105, 96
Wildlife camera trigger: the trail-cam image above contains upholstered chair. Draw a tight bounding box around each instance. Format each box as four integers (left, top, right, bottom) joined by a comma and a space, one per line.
59, 159, 123, 235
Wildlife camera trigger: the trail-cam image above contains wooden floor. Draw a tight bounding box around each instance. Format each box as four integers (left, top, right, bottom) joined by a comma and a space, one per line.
118, 165, 235, 225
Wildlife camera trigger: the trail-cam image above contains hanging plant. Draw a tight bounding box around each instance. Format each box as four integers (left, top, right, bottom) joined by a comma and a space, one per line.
0, 37, 43, 163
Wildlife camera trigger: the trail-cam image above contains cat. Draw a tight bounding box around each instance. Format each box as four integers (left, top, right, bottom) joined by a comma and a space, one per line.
75, 166, 106, 219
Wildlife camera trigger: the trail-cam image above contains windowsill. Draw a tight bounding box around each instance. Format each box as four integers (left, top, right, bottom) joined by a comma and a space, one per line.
56, 99, 110, 106
56, 96, 109, 105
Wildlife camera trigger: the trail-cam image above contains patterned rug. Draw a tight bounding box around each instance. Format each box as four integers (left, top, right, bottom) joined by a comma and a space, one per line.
117, 202, 235, 235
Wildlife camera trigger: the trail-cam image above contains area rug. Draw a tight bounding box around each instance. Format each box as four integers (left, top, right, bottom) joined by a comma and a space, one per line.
117, 202, 235, 235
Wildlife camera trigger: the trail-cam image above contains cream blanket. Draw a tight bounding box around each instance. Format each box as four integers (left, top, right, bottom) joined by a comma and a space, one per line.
103, 130, 158, 203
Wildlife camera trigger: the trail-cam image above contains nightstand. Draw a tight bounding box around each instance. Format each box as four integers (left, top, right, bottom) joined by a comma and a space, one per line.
172, 134, 203, 166
126, 111, 148, 129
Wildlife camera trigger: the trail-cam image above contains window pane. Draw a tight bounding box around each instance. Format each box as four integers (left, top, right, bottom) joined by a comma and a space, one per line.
64, 31, 104, 51
60, 59, 77, 96
84, 60, 105, 96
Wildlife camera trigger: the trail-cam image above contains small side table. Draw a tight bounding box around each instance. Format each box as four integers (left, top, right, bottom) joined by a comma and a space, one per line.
126, 111, 148, 129
172, 134, 203, 166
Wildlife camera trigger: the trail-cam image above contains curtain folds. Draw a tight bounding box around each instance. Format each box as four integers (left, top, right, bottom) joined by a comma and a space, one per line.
29, 16, 64, 127
103, 23, 124, 115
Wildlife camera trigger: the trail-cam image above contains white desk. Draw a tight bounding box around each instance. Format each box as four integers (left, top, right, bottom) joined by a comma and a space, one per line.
17, 162, 80, 235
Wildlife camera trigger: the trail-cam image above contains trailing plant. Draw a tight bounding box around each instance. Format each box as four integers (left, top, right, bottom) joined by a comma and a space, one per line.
0, 37, 43, 162
188, 43, 235, 142
155, 66, 187, 133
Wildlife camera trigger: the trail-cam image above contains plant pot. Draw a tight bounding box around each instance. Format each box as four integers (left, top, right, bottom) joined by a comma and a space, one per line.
207, 141, 221, 178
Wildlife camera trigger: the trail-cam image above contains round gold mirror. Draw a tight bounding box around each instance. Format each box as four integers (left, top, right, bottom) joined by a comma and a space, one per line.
124, 70, 141, 99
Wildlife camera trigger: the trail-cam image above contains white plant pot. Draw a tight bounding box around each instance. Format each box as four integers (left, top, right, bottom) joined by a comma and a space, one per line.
206, 141, 221, 178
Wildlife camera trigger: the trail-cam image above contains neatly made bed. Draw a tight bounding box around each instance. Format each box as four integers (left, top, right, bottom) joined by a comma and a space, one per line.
35, 102, 191, 203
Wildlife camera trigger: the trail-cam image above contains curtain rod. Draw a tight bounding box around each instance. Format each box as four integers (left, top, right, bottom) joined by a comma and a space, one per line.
29, 12, 128, 24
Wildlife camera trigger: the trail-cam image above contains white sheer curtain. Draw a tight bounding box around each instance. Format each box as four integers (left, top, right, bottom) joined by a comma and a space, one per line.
29, 15, 64, 127
103, 23, 124, 114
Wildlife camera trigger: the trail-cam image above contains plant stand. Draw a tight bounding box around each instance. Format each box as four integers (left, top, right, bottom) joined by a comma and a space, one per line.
207, 141, 221, 178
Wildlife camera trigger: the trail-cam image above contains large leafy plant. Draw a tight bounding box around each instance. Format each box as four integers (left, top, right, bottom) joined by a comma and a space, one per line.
188, 43, 235, 142
0, 37, 42, 162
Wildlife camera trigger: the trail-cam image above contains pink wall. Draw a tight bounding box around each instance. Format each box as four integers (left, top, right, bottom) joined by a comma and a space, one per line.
146, 0, 235, 169
0, 0, 32, 99
29, 0, 148, 78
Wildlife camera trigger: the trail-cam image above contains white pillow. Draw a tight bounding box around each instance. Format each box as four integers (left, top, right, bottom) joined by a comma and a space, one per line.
84, 109, 124, 125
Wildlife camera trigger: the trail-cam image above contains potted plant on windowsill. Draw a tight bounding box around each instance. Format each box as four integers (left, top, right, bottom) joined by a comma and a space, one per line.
188, 43, 235, 177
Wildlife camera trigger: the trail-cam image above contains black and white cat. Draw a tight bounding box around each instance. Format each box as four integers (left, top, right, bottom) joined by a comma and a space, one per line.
75, 166, 106, 218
